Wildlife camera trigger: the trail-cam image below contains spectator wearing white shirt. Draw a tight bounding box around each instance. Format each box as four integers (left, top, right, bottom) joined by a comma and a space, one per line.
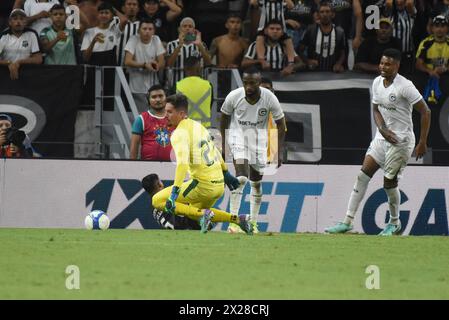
81, 1, 127, 66
125, 19, 166, 113
0, 9, 42, 80
24, 0, 60, 34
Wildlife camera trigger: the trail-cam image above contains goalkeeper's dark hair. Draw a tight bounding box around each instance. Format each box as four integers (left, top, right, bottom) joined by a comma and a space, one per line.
141, 174, 160, 195
166, 93, 188, 111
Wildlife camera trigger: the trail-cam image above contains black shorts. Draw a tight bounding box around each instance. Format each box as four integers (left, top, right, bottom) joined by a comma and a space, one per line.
153, 209, 201, 230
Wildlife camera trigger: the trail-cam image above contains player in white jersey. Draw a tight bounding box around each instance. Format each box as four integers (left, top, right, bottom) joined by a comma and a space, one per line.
220, 66, 286, 233
325, 48, 431, 236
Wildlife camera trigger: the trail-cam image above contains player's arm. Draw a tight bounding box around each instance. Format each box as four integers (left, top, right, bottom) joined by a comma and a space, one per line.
130, 116, 143, 159
275, 117, 286, 168
164, 131, 189, 213
129, 134, 141, 159
413, 99, 431, 160
171, 132, 189, 188
373, 103, 399, 144
220, 112, 231, 157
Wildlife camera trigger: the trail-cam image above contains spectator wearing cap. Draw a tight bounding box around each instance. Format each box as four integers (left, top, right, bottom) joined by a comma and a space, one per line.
176, 56, 213, 128
166, 17, 211, 91
430, 0, 449, 24
139, 0, 182, 43
13, 0, 60, 35
124, 19, 166, 113
416, 15, 449, 79
0, 113, 37, 158
0, 9, 42, 80
81, 1, 127, 65
354, 17, 402, 74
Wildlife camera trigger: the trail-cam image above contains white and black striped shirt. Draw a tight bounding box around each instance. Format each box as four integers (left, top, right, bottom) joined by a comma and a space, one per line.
245, 40, 285, 71
257, 0, 287, 32
117, 20, 140, 66
302, 24, 346, 71
166, 39, 207, 84
391, 9, 416, 53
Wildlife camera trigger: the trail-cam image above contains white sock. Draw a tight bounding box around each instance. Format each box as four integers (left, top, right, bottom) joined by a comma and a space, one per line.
344, 171, 371, 225
385, 187, 400, 225
250, 180, 262, 223
230, 176, 248, 217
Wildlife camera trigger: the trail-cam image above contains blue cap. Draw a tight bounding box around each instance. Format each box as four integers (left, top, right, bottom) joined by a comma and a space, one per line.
0, 114, 12, 122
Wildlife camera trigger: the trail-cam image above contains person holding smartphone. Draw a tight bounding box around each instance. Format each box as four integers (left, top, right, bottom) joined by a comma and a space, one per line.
166, 17, 212, 91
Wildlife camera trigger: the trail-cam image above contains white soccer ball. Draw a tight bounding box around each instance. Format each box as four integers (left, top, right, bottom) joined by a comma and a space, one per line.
84, 210, 110, 230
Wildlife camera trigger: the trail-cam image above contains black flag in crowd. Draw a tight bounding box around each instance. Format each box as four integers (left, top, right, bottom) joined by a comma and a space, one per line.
0, 65, 83, 157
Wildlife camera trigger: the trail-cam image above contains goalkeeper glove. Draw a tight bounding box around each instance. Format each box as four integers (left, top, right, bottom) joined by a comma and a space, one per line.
223, 170, 240, 191
164, 186, 180, 214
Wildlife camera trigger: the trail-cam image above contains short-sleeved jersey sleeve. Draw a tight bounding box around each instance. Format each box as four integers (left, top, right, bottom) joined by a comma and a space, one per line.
124, 35, 137, 55
30, 32, 40, 54
155, 36, 166, 56
372, 77, 380, 105
80, 29, 93, 51
0, 36, 5, 57
402, 84, 422, 106
131, 115, 144, 135
220, 91, 236, 116
268, 91, 284, 121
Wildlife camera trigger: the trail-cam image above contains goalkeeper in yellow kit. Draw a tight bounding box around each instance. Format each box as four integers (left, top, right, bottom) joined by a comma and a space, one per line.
151, 94, 253, 234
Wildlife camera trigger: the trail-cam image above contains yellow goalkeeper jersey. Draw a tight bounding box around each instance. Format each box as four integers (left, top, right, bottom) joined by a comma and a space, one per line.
171, 118, 226, 187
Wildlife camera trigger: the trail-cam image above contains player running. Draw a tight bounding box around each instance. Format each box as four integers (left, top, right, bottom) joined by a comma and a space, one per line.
325, 48, 431, 236
220, 66, 286, 234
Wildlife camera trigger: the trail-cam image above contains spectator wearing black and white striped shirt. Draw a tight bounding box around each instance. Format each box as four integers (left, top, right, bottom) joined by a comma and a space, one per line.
382, 0, 417, 74
299, 2, 346, 72
117, 0, 140, 66
242, 19, 304, 76
166, 17, 211, 91
250, 0, 297, 72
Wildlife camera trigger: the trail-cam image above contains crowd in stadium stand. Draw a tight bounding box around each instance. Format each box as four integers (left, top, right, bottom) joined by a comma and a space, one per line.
0, 0, 449, 159
1, 1, 448, 76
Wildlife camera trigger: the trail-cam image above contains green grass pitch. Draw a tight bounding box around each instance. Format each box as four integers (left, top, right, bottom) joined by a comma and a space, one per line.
0, 228, 448, 299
